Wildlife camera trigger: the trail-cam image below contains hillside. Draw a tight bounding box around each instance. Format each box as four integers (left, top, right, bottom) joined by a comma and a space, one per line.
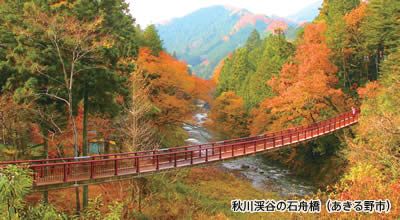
157, 6, 300, 79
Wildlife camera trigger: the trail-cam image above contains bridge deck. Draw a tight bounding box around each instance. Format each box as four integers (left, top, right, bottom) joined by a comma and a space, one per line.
0, 110, 359, 189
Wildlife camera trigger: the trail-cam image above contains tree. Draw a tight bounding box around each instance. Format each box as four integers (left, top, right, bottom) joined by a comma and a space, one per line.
361, 0, 400, 75
0, 165, 32, 219
208, 91, 249, 139
354, 49, 400, 178
246, 33, 294, 108
245, 29, 261, 50
136, 48, 196, 147
117, 68, 159, 152
341, 3, 370, 90
251, 23, 349, 134
216, 48, 252, 100
215, 32, 294, 109
0, 95, 36, 160
143, 25, 163, 56
9, 4, 111, 158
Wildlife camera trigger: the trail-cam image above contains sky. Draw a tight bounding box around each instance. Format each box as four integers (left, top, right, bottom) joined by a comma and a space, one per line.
128, 0, 321, 27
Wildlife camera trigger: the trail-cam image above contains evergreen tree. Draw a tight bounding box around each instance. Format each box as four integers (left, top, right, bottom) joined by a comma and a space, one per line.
361, 0, 400, 73
318, 0, 361, 90
143, 25, 163, 55
216, 32, 293, 109
245, 29, 261, 50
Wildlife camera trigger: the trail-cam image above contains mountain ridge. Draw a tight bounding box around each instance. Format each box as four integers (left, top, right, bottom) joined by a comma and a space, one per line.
157, 4, 320, 78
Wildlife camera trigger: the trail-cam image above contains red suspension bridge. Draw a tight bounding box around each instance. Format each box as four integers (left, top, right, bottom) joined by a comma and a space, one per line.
0, 110, 360, 189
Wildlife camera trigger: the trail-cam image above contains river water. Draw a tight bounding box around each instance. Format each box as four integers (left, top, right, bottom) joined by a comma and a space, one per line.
183, 103, 316, 198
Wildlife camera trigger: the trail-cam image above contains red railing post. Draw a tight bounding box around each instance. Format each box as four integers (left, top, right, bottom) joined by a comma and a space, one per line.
185, 147, 188, 160
264, 138, 267, 149
134, 152, 138, 167
312, 127, 314, 137
191, 151, 193, 165
114, 159, 118, 176
90, 161, 94, 179
232, 145, 234, 157
297, 128, 300, 141
63, 164, 67, 182
254, 141, 257, 153
205, 148, 208, 162
328, 119, 331, 131
289, 132, 292, 143
219, 146, 222, 159
212, 143, 215, 155
334, 117, 336, 129
243, 143, 246, 154
199, 145, 202, 158
136, 157, 140, 173
40, 166, 44, 178
273, 136, 275, 147
156, 155, 159, 171
281, 134, 284, 146
32, 167, 37, 184
174, 153, 177, 167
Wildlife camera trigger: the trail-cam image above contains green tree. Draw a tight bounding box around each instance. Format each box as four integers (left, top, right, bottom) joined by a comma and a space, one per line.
247, 33, 294, 108
0, 165, 32, 219
143, 25, 163, 55
216, 47, 252, 99
245, 29, 261, 50
318, 0, 361, 89
361, 0, 400, 75
216, 32, 293, 109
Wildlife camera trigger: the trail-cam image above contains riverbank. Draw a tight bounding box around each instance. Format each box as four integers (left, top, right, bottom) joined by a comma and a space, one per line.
184, 103, 317, 198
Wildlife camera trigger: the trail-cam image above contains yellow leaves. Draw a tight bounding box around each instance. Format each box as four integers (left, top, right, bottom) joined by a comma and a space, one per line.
211, 59, 225, 83
101, 38, 115, 49
208, 91, 249, 139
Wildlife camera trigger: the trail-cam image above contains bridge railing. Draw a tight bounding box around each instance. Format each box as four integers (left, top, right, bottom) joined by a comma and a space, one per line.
21, 110, 359, 186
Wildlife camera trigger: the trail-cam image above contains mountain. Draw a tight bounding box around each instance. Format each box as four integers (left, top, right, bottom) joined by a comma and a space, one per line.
157, 6, 299, 79
287, 0, 322, 23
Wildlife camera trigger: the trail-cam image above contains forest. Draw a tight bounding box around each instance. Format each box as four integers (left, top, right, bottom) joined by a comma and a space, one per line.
0, 0, 399, 219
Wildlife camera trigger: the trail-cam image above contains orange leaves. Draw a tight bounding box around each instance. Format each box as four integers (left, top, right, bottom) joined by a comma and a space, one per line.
135, 48, 215, 146
344, 3, 367, 27
192, 76, 215, 104
251, 23, 348, 133
137, 48, 194, 125
211, 59, 225, 83
136, 48, 214, 145
208, 92, 249, 139
357, 81, 380, 99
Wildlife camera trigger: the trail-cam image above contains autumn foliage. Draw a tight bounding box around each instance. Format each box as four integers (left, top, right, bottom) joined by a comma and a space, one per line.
136, 48, 213, 146
208, 91, 249, 139
251, 23, 349, 134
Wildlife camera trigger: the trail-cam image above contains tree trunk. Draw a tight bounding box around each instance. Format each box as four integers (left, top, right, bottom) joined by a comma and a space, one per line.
42, 128, 49, 204
138, 184, 142, 213
82, 86, 89, 209
68, 88, 79, 157
75, 187, 81, 215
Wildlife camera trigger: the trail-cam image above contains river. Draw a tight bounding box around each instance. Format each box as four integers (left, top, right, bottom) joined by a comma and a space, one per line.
183, 102, 316, 197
